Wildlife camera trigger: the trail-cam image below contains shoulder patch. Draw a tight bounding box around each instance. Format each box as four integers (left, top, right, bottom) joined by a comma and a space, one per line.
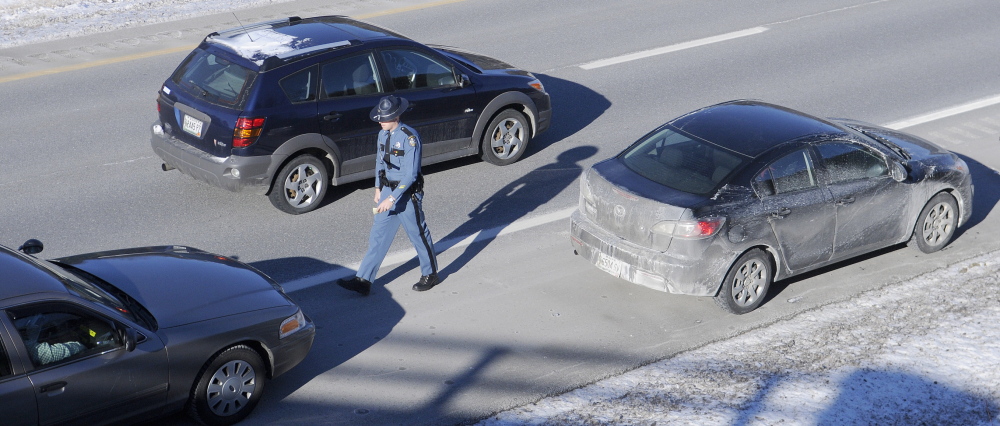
408, 135, 417, 146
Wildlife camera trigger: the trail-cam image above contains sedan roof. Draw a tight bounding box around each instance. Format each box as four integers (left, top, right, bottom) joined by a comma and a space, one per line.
670, 100, 844, 157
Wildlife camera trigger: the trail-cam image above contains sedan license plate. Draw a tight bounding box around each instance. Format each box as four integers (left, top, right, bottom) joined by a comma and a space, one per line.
597, 252, 627, 278
182, 114, 204, 137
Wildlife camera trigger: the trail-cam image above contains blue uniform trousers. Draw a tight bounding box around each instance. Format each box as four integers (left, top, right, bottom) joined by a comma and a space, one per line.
356, 190, 437, 282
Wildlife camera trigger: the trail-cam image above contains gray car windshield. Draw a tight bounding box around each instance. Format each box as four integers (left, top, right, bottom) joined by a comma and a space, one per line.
620, 127, 748, 195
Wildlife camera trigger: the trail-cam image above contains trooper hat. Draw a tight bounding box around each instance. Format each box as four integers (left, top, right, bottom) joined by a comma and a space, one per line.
370, 95, 409, 122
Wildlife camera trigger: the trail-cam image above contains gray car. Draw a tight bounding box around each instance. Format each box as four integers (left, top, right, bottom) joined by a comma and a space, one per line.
570, 100, 973, 314
0, 240, 315, 425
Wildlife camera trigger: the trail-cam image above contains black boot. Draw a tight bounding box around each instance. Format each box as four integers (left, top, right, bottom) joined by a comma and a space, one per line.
412, 274, 439, 292
337, 277, 371, 296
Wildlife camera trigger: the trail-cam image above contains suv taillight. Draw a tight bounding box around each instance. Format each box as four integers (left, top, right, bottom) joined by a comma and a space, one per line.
234, 117, 265, 148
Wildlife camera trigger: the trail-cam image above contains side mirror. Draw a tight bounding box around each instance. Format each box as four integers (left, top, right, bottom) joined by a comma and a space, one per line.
120, 327, 138, 352
460, 74, 471, 88
18, 239, 44, 255
889, 161, 907, 182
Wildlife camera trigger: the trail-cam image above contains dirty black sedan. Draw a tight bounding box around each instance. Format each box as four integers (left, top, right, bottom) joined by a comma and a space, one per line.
570, 100, 972, 314
0, 240, 315, 425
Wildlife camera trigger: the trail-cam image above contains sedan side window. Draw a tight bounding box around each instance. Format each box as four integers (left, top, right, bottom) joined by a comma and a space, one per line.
759, 149, 818, 195
380, 49, 457, 91
8, 304, 122, 368
321, 53, 383, 99
816, 142, 888, 184
0, 341, 11, 377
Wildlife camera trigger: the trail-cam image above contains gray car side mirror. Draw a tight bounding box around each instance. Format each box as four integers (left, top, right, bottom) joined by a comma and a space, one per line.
889, 161, 907, 182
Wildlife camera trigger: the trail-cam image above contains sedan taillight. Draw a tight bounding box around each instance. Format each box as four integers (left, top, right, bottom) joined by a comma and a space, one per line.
652, 217, 726, 239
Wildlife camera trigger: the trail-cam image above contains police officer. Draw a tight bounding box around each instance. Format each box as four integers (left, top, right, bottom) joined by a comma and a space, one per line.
337, 95, 439, 295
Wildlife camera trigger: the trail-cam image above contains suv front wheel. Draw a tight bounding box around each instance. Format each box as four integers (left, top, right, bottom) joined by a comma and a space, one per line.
481, 109, 530, 166
269, 154, 328, 214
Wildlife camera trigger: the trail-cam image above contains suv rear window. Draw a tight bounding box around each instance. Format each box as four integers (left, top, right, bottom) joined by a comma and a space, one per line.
171, 49, 257, 107
620, 126, 747, 195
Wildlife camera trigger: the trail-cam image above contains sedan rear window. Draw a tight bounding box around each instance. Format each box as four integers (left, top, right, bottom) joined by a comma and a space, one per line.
172, 49, 257, 107
620, 127, 747, 195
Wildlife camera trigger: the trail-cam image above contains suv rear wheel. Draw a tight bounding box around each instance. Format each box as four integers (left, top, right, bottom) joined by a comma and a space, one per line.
269, 154, 328, 214
481, 109, 530, 165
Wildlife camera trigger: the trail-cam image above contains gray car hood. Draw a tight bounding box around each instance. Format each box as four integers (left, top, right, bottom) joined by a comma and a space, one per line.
56, 246, 290, 329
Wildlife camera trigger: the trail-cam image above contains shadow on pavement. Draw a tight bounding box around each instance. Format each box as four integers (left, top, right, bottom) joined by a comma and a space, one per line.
375, 145, 598, 286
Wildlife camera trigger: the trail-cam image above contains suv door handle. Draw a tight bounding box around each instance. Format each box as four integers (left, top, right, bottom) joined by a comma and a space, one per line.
836, 196, 855, 206
39, 381, 67, 394
323, 112, 342, 121
770, 207, 791, 219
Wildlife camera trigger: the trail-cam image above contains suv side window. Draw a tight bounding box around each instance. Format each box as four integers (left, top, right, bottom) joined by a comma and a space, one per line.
280, 65, 318, 103
321, 53, 383, 99
757, 148, 818, 195
380, 48, 457, 91
8, 304, 122, 368
816, 142, 888, 184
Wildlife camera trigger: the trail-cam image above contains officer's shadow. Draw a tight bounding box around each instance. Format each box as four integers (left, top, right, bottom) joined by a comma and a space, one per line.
377, 145, 598, 284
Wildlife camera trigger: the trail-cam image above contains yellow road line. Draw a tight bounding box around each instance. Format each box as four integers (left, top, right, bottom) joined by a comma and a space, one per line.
0, 0, 467, 84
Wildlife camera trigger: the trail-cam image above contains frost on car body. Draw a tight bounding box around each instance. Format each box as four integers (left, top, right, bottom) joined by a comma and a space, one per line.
570, 100, 973, 314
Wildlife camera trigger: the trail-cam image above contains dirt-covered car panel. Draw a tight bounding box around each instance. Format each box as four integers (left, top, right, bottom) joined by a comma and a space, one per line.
570, 100, 973, 313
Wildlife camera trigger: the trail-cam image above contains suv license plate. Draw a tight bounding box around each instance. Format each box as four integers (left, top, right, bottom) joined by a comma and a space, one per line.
182, 114, 204, 137
597, 252, 626, 278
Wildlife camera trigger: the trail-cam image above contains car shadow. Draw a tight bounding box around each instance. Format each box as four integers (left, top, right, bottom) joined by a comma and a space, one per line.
761, 243, 906, 309
526, 74, 611, 157
250, 257, 406, 413
951, 153, 1000, 238
373, 145, 598, 287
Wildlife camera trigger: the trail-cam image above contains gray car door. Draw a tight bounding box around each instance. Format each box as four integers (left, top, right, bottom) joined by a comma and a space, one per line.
816, 141, 912, 259
8, 303, 168, 425
756, 148, 837, 272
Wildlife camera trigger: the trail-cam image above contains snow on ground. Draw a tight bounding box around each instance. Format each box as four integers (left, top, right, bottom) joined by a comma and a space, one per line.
4, 1, 1000, 424
481, 251, 1000, 425
0, 0, 296, 49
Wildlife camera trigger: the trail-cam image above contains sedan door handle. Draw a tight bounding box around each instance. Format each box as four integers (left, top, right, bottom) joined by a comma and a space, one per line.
39, 381, 67, 394
836, 196, 855, 206
323, 112, 342, 121
770, 207, 792, 219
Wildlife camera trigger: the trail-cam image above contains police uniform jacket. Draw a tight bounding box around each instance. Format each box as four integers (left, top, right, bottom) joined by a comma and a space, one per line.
375, 123, 422, 202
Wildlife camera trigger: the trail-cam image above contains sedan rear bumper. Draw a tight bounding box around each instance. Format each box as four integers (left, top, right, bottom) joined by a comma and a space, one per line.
569, 209, 724, 297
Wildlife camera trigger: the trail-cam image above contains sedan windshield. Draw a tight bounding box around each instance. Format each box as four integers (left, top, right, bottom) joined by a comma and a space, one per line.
620, 126, 748, 195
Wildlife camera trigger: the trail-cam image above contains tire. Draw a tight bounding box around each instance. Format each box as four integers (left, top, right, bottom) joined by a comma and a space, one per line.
480, 109, 530, 165
912, 192, 958, 253
188, 345, 266, 426
714, 249, 773, 315
268, 154, 328, 215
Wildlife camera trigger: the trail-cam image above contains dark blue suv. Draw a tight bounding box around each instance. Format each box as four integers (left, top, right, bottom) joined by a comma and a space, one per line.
152, 16, 551, 214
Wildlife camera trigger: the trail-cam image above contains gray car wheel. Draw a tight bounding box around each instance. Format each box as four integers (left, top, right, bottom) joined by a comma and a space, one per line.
268, 154, 328, 215
188, 345, 265, 426
913, 192, 958, 253
481, 109, 529, 165
714, 249, 773, 315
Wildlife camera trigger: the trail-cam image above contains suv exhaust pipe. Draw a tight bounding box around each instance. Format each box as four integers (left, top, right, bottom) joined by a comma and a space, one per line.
161, 163, 176, 171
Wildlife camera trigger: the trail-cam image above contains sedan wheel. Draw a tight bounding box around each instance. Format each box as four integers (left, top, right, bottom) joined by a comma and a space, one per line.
188, 345, 265, 426
913, 192, 958, 253
481, 109, 530, 165
268, 154, 328, 214
715, 249, 772, 315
